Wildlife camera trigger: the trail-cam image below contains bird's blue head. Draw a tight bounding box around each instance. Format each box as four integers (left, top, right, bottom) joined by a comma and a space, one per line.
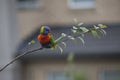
40, 26, 51, 35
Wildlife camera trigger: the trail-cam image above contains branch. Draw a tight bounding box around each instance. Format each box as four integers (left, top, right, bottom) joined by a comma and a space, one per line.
0, 47, 44, 72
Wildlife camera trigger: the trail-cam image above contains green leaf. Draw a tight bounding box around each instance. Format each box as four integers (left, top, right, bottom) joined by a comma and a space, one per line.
28, 40, 35, 45
73, 26, 78, 29
68, 36, 75, 40
98, 29, 104, 36
61, 33, 67, 37
79, 27, 89, 33
77, 36, 85, 44
78, 22, 84, 26
91, 30, 100, 38
61, 42, 67, 48
57, 45, 63, 54
98, 29, 106, 36
71, 29, 77, 34
93, 25, 99, 29
98, 24, 107, 28
101, 29, 107, 35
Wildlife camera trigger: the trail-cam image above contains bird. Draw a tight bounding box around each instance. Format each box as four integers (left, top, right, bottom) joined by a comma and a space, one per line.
37, 25, 56, 48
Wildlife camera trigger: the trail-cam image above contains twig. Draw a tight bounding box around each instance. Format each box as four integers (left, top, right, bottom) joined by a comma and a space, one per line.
0, 33, 73, 73
0, 47, 44, 72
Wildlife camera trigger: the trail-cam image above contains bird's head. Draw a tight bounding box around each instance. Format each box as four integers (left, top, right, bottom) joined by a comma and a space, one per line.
40, 26, 51, 35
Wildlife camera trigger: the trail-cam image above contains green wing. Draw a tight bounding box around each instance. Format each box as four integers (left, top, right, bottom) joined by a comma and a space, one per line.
49, 34, 56, 48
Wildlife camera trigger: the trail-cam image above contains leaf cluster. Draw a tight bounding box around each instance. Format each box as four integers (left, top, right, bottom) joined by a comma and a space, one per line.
70, 19, 107, 44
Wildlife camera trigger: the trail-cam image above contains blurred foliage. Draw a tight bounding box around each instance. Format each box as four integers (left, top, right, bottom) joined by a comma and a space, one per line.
67, 52, 75, 64
56, 19, 107, 53
73, 72, 86, 80
70, 19, 107, 41
65, 53, 87, 80
28, 40, 35, 45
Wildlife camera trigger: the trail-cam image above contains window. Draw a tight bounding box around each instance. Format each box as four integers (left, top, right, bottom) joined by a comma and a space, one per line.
47, 72, 72, 80
99, 70, 120, 80
17, 0, 42, 9
68, 0, 95, 9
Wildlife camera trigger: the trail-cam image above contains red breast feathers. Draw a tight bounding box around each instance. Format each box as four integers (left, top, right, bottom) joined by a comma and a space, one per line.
37, 34, 51, 44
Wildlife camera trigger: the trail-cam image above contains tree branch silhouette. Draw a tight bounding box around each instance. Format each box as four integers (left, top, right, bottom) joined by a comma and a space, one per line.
0, 34, 79, 72
0, 47, 43, 72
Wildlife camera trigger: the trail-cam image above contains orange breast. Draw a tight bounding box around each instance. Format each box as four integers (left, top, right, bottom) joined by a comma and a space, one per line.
37, 34, 51, 44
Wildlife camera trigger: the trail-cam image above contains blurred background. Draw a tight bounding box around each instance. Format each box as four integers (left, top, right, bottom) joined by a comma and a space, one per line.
0, 0, 120, 80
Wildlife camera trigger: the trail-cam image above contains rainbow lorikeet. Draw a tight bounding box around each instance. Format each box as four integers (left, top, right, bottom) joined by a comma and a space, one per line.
37, 26, 55, 48
37, 26, 66, 48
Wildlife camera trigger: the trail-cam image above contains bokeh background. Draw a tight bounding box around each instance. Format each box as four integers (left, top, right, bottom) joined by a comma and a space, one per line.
0, 0, 120, 80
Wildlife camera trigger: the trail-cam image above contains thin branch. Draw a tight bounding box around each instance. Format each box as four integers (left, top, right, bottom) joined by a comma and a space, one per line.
0, 47, 44, 72
0, 33, 75, 72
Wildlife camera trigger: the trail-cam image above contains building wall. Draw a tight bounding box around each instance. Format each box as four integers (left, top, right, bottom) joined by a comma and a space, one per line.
17, 0, 120, 80
23, 60, 120, 80
0, 0, 20, 80
17, 0, 120, 39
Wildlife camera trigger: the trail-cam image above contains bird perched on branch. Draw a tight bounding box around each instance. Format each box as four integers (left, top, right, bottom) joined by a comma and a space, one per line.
37, 26, 55, 48
37, 26, 66, 48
